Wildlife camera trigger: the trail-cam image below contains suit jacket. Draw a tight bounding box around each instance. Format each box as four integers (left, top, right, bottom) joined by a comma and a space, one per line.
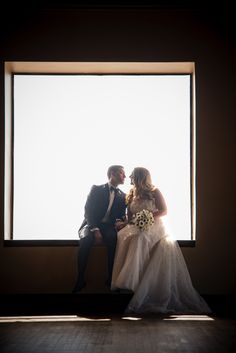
78, 183, 126, 237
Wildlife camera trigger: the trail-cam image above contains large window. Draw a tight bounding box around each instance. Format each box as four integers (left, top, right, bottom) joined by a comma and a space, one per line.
4, 62, 195, 242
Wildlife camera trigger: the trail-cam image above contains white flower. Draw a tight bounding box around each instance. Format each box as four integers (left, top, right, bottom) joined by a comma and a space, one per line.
132, 209, 154, 231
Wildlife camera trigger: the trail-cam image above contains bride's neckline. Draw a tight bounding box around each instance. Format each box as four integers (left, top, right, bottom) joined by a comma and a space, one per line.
133, 196, 152, 201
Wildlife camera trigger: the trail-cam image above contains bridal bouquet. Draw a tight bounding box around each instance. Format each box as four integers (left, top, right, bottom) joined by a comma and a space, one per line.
131, 209, 154, 231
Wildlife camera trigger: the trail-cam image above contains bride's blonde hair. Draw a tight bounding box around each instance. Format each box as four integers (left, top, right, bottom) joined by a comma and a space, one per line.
126, 167, 156, 205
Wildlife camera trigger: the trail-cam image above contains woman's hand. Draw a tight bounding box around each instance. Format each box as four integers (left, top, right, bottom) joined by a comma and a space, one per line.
152, 209, 159, 218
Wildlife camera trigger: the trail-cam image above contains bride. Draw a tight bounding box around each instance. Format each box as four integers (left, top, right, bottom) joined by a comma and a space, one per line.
111, 167, 211, 314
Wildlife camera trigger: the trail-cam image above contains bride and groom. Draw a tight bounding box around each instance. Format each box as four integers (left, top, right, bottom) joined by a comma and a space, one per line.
73, 165, 211, 314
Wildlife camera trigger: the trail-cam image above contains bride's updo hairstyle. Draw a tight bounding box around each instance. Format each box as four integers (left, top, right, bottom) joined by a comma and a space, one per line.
126, 167, 156, 204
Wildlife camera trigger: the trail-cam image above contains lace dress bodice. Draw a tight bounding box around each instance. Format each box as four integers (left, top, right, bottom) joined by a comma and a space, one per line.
129, 198, 156, 216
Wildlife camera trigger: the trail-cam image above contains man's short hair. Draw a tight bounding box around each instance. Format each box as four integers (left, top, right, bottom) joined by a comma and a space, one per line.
107, 165, 124, 178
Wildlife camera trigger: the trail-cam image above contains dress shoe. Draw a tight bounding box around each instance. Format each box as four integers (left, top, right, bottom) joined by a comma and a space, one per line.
72, 281, 86, 293
105, 279, 111, 288
105, 280, 120, 292
111, 288, 121, 293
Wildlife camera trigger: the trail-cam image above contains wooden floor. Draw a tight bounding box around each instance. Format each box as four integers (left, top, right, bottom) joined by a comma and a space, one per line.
0, 294, 235, 353
0, 314, 236, 353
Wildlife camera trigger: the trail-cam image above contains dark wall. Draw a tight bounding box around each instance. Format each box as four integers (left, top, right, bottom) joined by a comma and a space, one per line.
0, 5, 235, 294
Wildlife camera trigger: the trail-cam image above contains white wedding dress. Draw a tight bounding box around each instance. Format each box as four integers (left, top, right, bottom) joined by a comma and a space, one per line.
111, 198, 211, 314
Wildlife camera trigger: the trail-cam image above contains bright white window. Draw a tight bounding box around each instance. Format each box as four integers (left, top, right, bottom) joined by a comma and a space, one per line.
12, 73, 192, 240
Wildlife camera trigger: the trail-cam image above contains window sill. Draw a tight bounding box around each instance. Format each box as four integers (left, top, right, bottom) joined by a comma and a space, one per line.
3, 240, 196, 247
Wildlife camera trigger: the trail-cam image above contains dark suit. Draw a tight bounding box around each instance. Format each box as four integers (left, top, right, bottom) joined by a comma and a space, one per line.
75, 183, 126, 288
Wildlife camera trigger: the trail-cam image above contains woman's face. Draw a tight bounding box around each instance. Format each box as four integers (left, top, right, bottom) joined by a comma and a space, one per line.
129, 172, 134, 185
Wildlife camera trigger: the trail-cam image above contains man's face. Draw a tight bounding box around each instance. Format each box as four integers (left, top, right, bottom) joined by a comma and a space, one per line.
114, 168, 126, 185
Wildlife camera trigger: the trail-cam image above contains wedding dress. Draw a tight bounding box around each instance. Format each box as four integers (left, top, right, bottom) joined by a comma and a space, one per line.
111, 198, 211, 314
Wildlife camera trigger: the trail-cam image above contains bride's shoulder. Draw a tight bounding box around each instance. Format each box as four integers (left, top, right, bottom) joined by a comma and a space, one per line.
151, 187, 159, 195
151, 187, 162, 199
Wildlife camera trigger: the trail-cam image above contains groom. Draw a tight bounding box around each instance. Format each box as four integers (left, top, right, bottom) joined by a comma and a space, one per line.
72, 165, 127, 292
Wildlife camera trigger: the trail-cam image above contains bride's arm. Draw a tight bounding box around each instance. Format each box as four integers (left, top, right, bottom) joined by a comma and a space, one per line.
152, 188, 167, 218
127, 206, 133, 223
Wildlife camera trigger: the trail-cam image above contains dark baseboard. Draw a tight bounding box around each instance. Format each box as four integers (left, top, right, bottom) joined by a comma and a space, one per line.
0, 294, 235, 318
0, 293, 133, 316
202, 295, 236, 318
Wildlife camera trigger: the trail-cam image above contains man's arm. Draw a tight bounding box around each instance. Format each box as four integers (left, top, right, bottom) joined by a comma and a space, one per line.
84, 185, 100, 229
115, 192, 127, 230
83, 185, 104, 243
117, 192, 127, 220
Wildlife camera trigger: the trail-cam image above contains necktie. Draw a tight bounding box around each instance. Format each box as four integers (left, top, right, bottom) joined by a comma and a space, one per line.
110, 186, 117, 193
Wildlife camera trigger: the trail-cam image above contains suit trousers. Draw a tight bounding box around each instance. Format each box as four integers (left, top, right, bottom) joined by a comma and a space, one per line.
76, 222, 117, 286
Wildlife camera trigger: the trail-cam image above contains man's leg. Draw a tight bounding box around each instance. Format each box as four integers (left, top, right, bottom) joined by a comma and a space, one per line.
100, 224, 117, 287
73, 232, 95, 292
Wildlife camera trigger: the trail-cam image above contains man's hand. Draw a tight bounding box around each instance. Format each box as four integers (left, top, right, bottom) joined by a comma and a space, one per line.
93, 229, 103, 245
115, 220, 127, 231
